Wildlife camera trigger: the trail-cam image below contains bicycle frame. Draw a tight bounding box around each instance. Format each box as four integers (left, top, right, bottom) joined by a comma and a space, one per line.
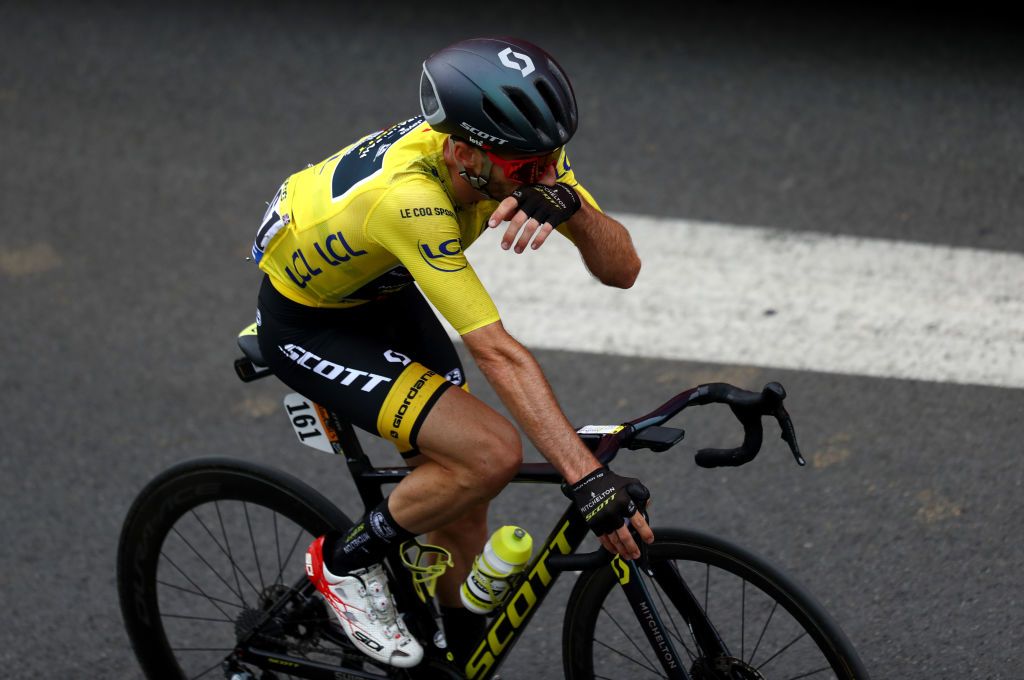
234, 343, 801, 678
290, 407, 713, 680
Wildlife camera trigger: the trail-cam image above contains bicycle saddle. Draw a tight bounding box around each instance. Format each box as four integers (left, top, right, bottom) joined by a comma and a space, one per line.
237, 322, 267, 367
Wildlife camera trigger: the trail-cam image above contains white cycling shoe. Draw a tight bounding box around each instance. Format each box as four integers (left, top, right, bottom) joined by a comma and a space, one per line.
305, 536, 424, 668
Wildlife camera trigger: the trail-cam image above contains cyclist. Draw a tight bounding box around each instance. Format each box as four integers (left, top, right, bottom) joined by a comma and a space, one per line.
251, 37, 654, 669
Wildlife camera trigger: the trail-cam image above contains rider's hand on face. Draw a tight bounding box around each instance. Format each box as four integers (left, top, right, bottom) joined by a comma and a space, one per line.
564, 467, 655, 559
487, 170, 581, 253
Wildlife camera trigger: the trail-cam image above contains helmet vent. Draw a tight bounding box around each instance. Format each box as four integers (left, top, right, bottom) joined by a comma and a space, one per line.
481, 96, 523, 141
535, 79, 567, 128
504, 87, 545, 133
546, 61, 577, 129
420, 72, 440, 117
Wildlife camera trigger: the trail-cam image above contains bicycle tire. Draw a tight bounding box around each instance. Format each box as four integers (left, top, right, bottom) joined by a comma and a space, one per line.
117, 457, 354, 680
562, 528, 869, 680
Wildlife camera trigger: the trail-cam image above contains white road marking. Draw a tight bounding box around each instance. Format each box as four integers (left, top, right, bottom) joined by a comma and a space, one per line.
452, 213, 1024, 389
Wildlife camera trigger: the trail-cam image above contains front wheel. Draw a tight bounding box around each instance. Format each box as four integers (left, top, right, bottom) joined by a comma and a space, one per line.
563, 528, 869, 680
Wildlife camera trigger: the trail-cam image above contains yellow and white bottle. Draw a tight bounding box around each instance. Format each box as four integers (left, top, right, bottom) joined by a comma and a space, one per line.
460, 526, 533, 614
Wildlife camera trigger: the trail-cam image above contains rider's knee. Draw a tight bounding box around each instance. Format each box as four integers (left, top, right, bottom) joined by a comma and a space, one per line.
488, 420, 522, 483
488, 437, 523, 490
460, 420, 521, 497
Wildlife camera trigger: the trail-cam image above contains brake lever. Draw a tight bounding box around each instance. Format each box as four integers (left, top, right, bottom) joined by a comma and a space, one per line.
759, 383, 805, 466
774, 403, 805, 466
628, 509, 654, 576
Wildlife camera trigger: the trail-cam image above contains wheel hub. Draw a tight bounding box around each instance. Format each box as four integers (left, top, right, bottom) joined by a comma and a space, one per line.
691, 656, 766, 680
235, 584, 327, 649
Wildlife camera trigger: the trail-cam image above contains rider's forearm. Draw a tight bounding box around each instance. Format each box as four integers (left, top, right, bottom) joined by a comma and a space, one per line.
466, 332, 600, 484
565, 202, 641, 289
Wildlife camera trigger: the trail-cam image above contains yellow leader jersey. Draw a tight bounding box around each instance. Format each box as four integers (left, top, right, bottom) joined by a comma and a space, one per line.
252, 116, 600, 335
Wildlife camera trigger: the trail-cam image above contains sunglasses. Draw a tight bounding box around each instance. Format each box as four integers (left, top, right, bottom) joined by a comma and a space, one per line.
486, 148, 562, 184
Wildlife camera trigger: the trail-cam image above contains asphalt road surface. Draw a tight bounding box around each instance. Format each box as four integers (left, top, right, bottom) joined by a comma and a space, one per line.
2, 2, 1022, 678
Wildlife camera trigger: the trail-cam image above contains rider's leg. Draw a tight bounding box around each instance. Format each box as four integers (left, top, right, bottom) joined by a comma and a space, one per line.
386, 383, 521, 530
325, 384, 521, 570
422, 497, 490, 665
390, 387, 519, 665
320, 380, 517, 667
422, 499, 489, 605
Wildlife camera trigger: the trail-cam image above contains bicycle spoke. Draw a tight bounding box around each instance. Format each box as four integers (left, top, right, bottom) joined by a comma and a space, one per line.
190, 507, 262, 599
157, 579, 246, 610
169, 526, 249, 605
741, 578, 746, 661
172, 646, 235, 653
160, 552, 236, 623
593, 636, 666, 678
274, 510, 283, 585
216, 500, 249, 608
162, 612, 234, 624
599, 604, 661, 674
272, 524, 306, 588
244, 501, 267, 593
755, 630, 808, 670
704, 563, 710, 617
787, 666, 834, 679
747, 600, 778, 666
651, 576, 697, 662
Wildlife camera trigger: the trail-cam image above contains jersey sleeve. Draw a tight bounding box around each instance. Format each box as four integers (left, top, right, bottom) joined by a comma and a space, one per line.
365, 180, 501, 336
552, 148, 601, 244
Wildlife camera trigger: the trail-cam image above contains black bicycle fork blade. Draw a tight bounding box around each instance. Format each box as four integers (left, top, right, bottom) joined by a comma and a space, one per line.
612, 556, 691, 680
650, 558, 731, 659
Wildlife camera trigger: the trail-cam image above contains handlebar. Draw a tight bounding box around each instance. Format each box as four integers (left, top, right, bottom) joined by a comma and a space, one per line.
594, 381, 805, 469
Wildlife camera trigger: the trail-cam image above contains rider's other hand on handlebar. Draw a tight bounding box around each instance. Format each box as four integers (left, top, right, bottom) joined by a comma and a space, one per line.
598, 509, 654, 560
565, 467, 655, 560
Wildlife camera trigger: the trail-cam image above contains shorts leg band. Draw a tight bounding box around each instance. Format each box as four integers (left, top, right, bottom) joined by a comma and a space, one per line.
375, 362, 452, 451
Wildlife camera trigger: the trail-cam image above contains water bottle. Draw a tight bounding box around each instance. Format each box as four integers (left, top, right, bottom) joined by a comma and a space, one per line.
460, 525, 533, 614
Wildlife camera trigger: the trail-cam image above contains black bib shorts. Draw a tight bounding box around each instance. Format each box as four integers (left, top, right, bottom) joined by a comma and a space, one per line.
256, 276, 467, 457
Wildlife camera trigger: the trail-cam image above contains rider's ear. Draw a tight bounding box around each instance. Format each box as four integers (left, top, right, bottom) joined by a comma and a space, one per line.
450, 138, 484, 171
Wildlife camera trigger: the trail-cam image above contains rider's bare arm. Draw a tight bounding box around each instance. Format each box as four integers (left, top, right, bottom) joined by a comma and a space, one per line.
462, 320, 599, 485
462, 320, 653, 558
563, 201, 641, 289
488, 189, 641, 289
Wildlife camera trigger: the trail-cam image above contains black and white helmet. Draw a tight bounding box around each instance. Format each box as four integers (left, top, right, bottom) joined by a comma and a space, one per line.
419, 37, 578, 156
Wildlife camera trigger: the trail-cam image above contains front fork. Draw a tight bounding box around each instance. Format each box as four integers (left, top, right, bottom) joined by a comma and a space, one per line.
614, 532, 731, 679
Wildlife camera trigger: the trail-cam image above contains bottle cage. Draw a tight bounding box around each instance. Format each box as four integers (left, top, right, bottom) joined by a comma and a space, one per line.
400, 539, 454, 603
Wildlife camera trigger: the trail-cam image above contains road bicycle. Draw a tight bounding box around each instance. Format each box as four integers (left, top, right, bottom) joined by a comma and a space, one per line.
116, 326, 870, 679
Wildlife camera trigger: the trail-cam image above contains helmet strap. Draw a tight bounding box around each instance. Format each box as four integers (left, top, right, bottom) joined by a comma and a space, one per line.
450, 138, 497, 200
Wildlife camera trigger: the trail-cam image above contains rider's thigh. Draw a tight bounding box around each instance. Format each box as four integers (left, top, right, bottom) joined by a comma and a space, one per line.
414, 385, 522, 493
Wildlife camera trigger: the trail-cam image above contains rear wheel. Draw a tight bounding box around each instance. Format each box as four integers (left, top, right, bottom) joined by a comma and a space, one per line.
117, 457, 367, 679
563, 528, 869, 679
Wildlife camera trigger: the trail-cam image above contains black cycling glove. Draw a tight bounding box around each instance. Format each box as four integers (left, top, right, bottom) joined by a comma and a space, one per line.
563, 467, 650, 536
510, 182, 582, 227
